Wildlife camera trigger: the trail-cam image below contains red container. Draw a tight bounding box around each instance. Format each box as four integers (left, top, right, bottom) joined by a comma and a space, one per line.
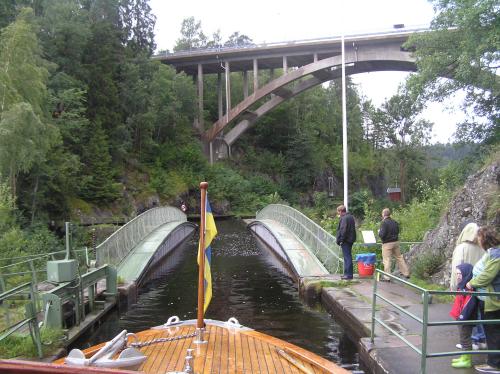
357, 261, 375, 276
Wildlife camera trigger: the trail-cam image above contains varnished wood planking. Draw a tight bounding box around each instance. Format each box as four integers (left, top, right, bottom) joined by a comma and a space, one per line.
50, 321, 347, 374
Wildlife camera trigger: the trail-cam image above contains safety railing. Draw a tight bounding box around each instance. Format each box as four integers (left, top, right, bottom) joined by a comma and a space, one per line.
0, 282, 42, 358
96, 206, 187, 267
256, 204, 342, 273
0, 248, 92, 295
371, 269, 500, 374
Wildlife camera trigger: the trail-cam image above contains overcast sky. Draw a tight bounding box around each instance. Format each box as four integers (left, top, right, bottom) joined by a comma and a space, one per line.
150, 0, 465, 143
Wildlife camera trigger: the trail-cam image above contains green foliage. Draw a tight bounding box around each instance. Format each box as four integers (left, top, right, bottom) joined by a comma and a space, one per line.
79, 123, 121, 203
409, 277, 454, 303
0, 182, 16, 235
0, 7, 51, 118
406, 0, 499, 143
206, 164, 280, 215
0, 328, 65, 358
411, 252, 446, 280
360, 182, 451, 242
349, 190, 370, 219
150, 168, 189, 200
0, 103, 59, 197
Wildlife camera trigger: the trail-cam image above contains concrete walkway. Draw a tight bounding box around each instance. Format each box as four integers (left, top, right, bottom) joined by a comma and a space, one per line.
321, 276, 486, 374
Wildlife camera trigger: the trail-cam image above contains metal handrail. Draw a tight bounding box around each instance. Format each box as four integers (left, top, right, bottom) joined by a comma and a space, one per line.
0, 282, 42, 358
371, 269, 500, 374
256, 204, 342, 273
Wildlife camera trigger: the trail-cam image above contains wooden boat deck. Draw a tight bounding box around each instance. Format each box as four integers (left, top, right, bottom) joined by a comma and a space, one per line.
54, 320, 349, 373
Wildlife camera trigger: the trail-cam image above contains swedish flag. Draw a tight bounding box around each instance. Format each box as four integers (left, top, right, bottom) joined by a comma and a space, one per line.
198, 195, 217, 312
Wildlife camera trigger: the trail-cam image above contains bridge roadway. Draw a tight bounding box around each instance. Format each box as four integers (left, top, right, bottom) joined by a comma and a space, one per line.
155, 26, 427, 161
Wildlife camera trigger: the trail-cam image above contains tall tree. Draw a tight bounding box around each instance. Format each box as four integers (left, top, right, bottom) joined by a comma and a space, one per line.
377, 88, 433, 202
39, 0, 91, 80
0, 7, 50, 119
0, 103, 57, 198
224, 32, 253, 47
120, 0, 156, 55
174, 17, 207, 51
79, 122, 121, 202
407, 0, 499, 143
84, 0, 127, 158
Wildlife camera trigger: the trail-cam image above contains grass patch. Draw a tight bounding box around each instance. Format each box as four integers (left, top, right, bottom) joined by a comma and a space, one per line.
409, 277, 454, 303
0, 328, 65, 358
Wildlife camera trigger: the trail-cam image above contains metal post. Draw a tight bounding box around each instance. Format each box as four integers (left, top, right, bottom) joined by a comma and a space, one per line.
243, 71, 248, 98
217, 73, 223, 120
197, 182, 208, 329
253, 59, 259, 92
65, 222, 71, 260
29, 283, 43, 358
341, 35, 349, 209
421, 291, 429, 374
28, 259, 40, 310
197, 64, 204, 132
371, 271, 378, 343
225, 61, 231, 120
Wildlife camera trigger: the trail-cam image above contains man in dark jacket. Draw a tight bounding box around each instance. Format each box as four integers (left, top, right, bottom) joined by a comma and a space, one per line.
336, 205, 356, 280
378, 208, 410, 281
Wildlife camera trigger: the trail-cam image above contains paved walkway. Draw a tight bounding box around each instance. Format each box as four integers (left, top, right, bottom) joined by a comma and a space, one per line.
321, 276, 487, 374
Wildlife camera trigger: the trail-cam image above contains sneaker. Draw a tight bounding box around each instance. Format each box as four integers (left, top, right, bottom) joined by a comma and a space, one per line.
475, 364, 500, 373
478, 342, 488, 350
340, 275, 353, 280
456, 343, 481, 350
380, 278, 391, 282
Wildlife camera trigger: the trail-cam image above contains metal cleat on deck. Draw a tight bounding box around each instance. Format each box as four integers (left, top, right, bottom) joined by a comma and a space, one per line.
65, 330, 146, 368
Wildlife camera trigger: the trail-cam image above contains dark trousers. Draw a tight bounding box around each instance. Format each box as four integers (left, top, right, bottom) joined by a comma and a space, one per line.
484, 309, 500, 368
341, 242, 353, 278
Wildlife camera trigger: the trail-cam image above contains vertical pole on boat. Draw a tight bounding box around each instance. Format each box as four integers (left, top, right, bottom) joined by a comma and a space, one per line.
341, 34, 349, 210
197, 182, 208, 330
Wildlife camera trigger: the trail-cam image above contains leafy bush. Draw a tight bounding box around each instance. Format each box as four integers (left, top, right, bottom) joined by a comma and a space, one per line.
0, 183, 16, 235
349, 189, 370, 219
359, 182, 451, 242
412, 252, 446, 279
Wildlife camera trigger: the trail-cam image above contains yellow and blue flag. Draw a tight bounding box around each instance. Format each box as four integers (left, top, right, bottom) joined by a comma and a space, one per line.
198, 195, 217, 312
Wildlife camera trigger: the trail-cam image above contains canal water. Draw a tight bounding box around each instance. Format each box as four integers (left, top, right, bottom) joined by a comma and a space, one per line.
75, 219, 360, 368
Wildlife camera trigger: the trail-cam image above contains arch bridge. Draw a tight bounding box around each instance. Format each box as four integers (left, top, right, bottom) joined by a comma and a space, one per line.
155, 26, 426, 162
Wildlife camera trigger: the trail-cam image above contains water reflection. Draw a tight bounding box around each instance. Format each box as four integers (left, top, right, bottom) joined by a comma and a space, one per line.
75, 219, 358, 366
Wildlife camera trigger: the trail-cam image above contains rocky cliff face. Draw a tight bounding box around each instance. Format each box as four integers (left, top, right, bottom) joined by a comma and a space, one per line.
406, 157, 499, 286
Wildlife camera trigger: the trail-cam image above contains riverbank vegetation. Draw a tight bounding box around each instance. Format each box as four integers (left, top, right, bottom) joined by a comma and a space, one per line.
0, 1, 497, 275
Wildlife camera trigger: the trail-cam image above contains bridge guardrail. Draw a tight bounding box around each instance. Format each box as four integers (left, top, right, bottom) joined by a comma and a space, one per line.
96, 206, 186, 267
256, 204, 342, 274
158, 24, 430, 57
